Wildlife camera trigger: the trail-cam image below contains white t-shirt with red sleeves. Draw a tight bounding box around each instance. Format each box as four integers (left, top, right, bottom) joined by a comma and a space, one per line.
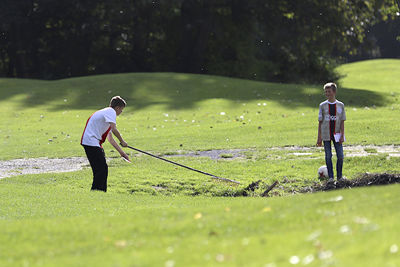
81, 107, 117, 147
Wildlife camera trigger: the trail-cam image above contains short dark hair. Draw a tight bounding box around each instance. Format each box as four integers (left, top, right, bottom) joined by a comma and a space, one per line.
323, 82, 337, 93
110, 96, 126, 108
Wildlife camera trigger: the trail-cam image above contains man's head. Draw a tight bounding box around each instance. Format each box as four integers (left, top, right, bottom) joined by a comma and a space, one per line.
323, 82, 337, 100
110, 96, 126, 116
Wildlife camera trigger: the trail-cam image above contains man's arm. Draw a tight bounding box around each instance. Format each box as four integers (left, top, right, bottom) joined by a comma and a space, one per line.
107, 132, 130, 161
109, 122, 127, 147
317, 104, 323, 147
316, 121, 322, 147
339, 104, 346, 144
339, 120, 345, 144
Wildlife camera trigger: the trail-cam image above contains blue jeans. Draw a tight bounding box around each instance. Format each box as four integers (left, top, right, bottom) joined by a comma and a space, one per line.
323, 141, 344, 179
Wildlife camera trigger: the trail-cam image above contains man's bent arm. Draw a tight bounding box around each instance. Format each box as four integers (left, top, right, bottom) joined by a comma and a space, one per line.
110, 122, 127, 147
107, 132, 130, 161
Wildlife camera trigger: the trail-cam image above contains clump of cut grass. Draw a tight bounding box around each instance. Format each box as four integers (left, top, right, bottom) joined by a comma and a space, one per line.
364, 148, 378, 153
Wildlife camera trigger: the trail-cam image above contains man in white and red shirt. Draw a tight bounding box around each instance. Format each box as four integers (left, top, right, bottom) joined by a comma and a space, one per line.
316, 83, 346, 182
81, 96, 129, 192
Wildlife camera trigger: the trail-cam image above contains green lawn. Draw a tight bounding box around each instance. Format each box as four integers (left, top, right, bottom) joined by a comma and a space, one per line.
1, 59, 399, 160
1, 59, 400, 266
1, 177, 400, 267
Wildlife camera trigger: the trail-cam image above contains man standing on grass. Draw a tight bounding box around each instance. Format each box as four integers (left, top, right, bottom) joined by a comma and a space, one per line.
81, 96, 130, 192
316, 83, 346, 182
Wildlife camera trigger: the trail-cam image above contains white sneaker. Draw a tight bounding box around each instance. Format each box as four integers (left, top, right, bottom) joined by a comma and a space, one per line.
338, 177, 347, 182
328, 178, 334, 183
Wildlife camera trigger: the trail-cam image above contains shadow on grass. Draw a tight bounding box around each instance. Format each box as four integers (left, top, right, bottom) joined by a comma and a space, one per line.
0, 72, 389, 111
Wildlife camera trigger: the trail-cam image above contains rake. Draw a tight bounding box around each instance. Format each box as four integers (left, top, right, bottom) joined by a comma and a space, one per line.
124, 145, 240, 184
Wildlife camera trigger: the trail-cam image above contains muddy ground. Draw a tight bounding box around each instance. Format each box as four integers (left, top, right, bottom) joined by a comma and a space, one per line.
309, 172, 400, 192
165, 145, 400, 159
1, 146, 399, 197
0, 157, 89, 179
242, 173, 400, 197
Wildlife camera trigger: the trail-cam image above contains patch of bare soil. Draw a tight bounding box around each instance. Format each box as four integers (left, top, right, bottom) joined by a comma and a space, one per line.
163, 145, 400, 160
0, 157, 89, 179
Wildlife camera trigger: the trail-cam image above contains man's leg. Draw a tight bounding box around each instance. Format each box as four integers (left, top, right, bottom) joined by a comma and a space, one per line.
323, 141, 334, 179
333, 141, 344, 179
83, 145, 108, 192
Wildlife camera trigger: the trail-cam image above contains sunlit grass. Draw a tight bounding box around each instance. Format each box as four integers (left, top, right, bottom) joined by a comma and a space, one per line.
1, 59, 400, 266
1, 179, 399, 266
1, 59, 399, 160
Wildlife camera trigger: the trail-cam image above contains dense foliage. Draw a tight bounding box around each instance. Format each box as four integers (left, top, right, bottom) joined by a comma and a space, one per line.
0, 0, 398, 82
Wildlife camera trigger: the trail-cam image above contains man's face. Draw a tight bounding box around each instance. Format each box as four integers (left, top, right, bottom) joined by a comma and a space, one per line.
115, 106, 125, 116
324, 87, 335, 99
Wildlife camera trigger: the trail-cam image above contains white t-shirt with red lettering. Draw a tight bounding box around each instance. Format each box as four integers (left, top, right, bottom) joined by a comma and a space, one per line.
318, 100, 346, 141
81, 107, 117, 147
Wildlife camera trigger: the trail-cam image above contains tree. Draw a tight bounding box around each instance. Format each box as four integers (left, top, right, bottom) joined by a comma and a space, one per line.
0, 0, 397, 82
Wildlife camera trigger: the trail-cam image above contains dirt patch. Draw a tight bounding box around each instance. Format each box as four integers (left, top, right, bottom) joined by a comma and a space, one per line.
163, 145, 400, 160
0, 157, 89, 179
343, 145, 400, 157
302, 173, 400, 192
241, 173, 400, 196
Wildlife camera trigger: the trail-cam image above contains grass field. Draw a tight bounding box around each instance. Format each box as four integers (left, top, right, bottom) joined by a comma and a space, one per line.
1, 59, 400, 266
1, 181, 399, 266
1, 59, 399, 160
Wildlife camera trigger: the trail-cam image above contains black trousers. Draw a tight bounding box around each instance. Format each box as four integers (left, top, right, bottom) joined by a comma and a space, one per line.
83, 145, 108, 192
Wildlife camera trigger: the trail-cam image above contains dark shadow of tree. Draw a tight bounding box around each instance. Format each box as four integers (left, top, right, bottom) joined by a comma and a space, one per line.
0, 73, 389, 111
